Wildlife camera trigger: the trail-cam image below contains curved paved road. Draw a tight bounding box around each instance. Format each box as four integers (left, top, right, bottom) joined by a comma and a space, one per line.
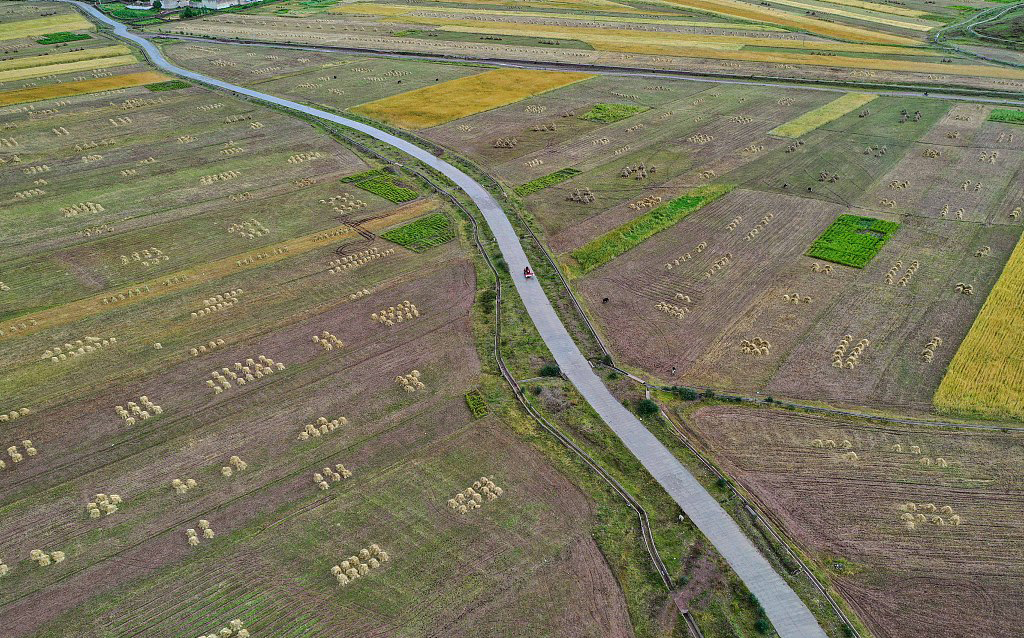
59, 2, 828, 635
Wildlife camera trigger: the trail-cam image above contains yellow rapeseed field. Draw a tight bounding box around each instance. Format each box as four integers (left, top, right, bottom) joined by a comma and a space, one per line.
0, 54, 138, 83
0, 71, 168, 106
769, 93, 877, 137
0, 45, 132, 72
935, 233, 1024, 420
351, 69, 593, 129
0, 14, 94, 40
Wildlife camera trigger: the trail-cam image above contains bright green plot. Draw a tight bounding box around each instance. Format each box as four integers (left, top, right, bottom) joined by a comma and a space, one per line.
579, 103, 648, 123
990, 108, 1024, 124
36, 32, 92, 44
570, 183, 732, 275
381, 213, 454, 252
344, 169, 419, 203
514, 168, 581, 197
806, 214, 900, 268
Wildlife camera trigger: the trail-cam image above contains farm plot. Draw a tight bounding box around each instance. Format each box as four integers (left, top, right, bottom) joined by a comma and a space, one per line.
0, 12, 94, 41
576, 187, 1017, 413
805, 214, 900, 268
0, 9, 636, 635
350, 68, 594, 129
381, 213, 455, 252
682, 405, 1024, 638
769, 92, 877, 138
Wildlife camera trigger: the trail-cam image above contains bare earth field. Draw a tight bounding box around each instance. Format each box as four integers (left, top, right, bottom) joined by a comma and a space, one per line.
683, 404, 1024, 638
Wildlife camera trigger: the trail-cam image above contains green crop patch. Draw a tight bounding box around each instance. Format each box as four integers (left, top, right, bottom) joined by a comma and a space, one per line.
989, 108, 1024, 125
145, 80, 191, 91
514, 168, 581, 197
579, 103, 648, 123
342, 168, 419, 203
382, 213, 454, 252
36, 32, 93, 45
355, 175, 418, 203
569, 183, 732, 275
806, 214, 900, 268
465, 390, 489, 418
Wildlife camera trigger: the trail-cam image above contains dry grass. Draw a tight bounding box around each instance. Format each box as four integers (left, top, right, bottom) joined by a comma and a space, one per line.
769, 93, 878, 137
935, 231, 1024, 420
0, 71, 168, 106
0, 45, 132, 72
351, 69, 593, 129
0, 14, 93, 41
0, 54, 138, 83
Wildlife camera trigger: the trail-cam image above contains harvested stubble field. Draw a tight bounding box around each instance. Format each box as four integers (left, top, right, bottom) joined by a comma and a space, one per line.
682, 404, 1024, 638
0, 24, 637, 636
567, 90, 1023, 414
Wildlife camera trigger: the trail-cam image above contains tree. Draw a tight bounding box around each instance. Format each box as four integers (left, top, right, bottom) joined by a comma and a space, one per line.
539, 364, 560, 377
152, 0, 162, 9
635, 398, 659, 417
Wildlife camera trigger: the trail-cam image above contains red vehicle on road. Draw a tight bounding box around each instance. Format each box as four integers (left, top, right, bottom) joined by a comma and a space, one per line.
523, 266, 534, 279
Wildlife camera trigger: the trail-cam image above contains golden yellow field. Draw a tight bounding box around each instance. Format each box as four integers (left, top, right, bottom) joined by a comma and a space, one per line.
0, 45, 132, 72
351, 69, 593, 129
763, 0, 936, 30
0, 71, 168, 106
935, 231, 1024, 420
769, 93, 877, 137
421, 20, 935, 55
652, 0, 920, 44
0, 54, 138, 83
0, 14, 94, 40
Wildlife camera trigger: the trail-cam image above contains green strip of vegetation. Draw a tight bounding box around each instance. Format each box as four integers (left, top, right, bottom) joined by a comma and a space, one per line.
580, 103, 649, 123
513, 168, 581, 197
354, 175, 418, 203
36, 32, 92, 45
569, 183, 733, 275
381, 213, 454, 252
464, 390, 489, 418
144, 80, 191, 92
98, 3, 161, 19
990, 108, 1024, 124
341, 168, 388, 183
806, 214, 900, 268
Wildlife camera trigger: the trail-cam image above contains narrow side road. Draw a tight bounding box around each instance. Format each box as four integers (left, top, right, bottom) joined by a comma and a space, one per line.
57, 2, 829, 635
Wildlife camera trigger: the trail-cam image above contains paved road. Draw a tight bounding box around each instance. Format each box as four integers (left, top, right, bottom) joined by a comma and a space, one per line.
60, 2, 828, 635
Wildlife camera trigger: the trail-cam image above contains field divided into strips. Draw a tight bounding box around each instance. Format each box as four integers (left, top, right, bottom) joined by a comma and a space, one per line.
0, 13, 94, 41
0, 53, 139, 83
935, 230, 1024, 420
685, 405, 1024, 638
770, 93, 878, 137
381, 213, 455, 252
652, 0, 921, 43
0, 45, 132, 73
0, 71, 170, 106
0, 6, 639, 636
351, 68, 594, 129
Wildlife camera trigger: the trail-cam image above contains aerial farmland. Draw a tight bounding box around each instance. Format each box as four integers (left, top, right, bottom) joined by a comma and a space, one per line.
4, 0, 1024, 636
